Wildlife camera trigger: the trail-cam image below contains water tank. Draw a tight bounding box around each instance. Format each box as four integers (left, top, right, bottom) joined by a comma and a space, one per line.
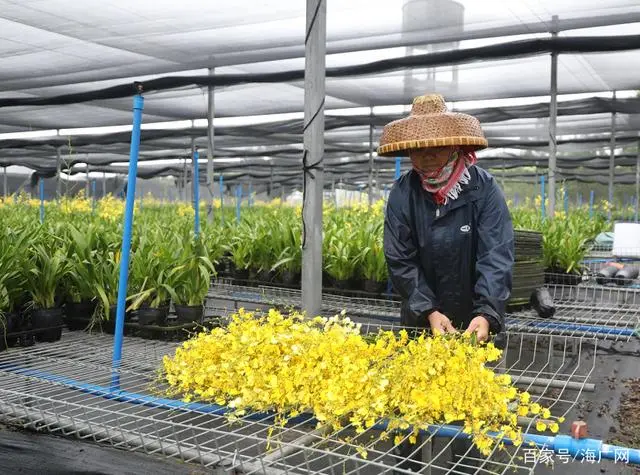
612, 222, 640, 258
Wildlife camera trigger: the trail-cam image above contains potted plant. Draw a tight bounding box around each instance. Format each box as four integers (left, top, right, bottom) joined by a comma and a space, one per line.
63, 223, 102, 330
166, 236, 215, 324
270, 213, 302, 286
0, 228, 30, 348
359, 237, 388, 294
90, 248, 125, 333
324, 224, 363, 290
229, 224, 254, 281
127, 230, 174, 326
249, 216, 279, 283
543, 219, 587, 286
24, 240, 69, 342
201, 225, 231, 278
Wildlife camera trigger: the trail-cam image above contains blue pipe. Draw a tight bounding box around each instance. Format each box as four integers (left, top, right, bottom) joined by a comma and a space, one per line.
582, 257, 639, 264
563, 188, 568, 214
39, 178, 44, 223
395, 157, 401, 180
540, 175, 546, 219
111, 93, 144, 391
0, 363, 312, 425
506, 318, 637, 337
589, 190, 595, 218
223, 288, 634, 337
235, 185, 241, 223
2, 363, 638, 464
219, 174, 224, 225
192, 149, 200, 238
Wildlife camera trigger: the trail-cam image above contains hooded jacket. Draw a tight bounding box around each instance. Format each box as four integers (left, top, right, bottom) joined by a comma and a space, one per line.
383, 165, 514, 334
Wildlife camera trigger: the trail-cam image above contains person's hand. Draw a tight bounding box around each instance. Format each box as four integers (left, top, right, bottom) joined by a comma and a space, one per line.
465, 316, 490, 342
427, 311, 456, 336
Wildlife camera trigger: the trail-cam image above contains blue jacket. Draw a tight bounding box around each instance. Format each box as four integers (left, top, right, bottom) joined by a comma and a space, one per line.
383, 165, 514, 334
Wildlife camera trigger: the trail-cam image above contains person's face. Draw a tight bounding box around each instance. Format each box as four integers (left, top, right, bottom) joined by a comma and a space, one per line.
409, 147, 456, 174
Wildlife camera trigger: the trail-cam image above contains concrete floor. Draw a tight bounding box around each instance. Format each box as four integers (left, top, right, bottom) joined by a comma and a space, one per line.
0, 423, 213, 475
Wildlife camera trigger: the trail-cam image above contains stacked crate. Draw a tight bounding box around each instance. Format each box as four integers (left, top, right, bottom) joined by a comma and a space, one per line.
508, 230, 545, 310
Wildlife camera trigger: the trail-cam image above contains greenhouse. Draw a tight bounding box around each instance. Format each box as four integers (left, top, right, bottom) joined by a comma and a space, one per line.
1, 0, 640, 473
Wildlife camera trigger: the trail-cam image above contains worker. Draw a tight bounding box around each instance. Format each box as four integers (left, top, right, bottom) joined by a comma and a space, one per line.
378, 93, 514, 473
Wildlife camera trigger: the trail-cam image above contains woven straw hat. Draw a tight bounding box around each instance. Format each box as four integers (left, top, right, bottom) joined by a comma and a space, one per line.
377, 94, 487, 156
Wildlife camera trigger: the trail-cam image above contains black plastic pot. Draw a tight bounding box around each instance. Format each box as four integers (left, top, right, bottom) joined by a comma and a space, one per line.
614, 266, 640, 286
174, 304, 204, 325
2, 311, 20, 334
545, 268, 582, 286
65, 300, 97, 331
322, 271, 335, 288
256, 270, 273, 283
333, 279, 352, 290
530, 288, 556, 319
31, 307, 64, 342
596, 265, 619, 285
1, 312, 20, 351
363, 279, 387, 294
101, 305, 135, 334
281, 270, 301, 287
220, 254, 234, 276
98, 305, 117, 334
233, 268, 250, 281
137, 305, 170, 326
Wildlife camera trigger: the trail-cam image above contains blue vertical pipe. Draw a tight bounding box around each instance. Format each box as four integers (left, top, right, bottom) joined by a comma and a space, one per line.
563, 188, 569, 214
219, 174, 224, 225
589, 190, 595, 218
577, 192, 582, 208
235, 185, 241, 223
91, 179, 96, 214
111, 93, 144, 391
192, 149, 200, 238
395, 157, 401, 180
39, 178, 44, 223
540, 175, 546, 219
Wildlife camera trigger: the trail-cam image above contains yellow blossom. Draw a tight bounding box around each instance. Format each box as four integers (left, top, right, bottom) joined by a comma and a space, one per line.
161, 309, 558, 457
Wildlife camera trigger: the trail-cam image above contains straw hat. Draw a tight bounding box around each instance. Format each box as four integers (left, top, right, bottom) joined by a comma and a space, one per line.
377, 94, 488, 156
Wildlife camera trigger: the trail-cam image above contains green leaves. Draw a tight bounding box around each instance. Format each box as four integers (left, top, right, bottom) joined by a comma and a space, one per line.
24, 239, 70, 309
512, 209, 610, 275
166, 234, 215, 306
0, 226, 30, 312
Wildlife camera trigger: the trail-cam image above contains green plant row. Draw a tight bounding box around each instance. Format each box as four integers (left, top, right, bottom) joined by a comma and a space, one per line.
0, 196, 610, 330
510, 208, 610, 275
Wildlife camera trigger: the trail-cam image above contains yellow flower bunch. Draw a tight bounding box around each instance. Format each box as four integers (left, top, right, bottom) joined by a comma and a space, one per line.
96, 196, 124, 221
371, 199, 386, 217
176, 203, 194, 218
598, 199, 613, 213
59, 196, 92, 215
162, 309, 561, 456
